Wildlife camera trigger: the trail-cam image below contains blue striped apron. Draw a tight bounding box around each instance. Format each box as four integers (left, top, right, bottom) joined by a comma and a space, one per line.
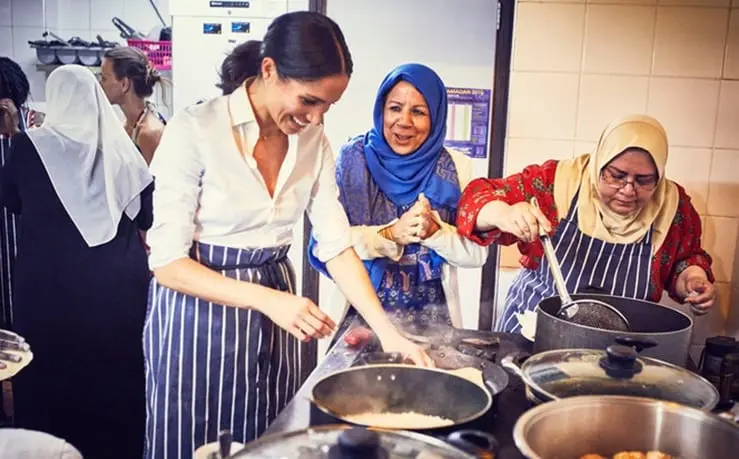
0, 112, 27, 330
497, 193, 654, 333
143, 242, 305, 459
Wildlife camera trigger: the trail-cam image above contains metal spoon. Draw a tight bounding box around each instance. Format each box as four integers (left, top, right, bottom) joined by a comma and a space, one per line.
530, 198, 631, 331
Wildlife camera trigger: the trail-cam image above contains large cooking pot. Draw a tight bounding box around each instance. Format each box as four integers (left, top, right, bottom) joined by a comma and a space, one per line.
310, 364, 508, 430
232, 424, 498, 458
535, 293, 693, 366
502, 337, 719, 410
513, 395, 739, 459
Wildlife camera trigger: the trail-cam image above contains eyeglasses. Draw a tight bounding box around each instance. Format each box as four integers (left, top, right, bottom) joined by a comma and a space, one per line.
600, 166, 658, 192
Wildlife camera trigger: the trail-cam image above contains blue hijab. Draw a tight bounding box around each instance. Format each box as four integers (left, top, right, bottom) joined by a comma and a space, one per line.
308, 64, 461, 290
365, 63, 451, 206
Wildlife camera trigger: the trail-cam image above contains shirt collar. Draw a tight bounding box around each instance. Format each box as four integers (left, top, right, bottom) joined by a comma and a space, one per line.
228, 80, 257, 127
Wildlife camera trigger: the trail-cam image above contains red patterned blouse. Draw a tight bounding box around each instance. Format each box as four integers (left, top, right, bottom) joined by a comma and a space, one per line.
456, 160, 714, 303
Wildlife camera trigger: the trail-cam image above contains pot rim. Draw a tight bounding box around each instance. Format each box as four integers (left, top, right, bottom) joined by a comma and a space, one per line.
535, 295, 694, 335
515, 348, 719, 411
513, 395, 737, 459
310, 364, 493, 429
233, 424, 476, 458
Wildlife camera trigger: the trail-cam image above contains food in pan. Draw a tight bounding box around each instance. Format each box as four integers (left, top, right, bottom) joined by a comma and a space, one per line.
580, 452, 674, 459
343, 411, 454, 429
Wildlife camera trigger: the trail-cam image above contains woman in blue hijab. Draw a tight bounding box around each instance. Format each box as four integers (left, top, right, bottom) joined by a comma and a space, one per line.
309, 63, 487, 346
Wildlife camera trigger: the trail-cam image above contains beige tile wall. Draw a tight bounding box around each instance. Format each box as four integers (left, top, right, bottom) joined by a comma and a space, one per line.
501, 0, 739, 334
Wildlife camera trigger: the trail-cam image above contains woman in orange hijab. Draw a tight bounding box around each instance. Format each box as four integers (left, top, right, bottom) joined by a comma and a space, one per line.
457, 114, 715, 333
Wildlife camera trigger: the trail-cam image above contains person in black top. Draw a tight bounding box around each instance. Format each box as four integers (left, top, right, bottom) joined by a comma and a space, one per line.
0, 64, 154, 459
0, 57, 34, 334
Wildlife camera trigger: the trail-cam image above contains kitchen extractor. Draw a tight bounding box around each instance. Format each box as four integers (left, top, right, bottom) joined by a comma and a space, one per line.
169, 0, 308, 111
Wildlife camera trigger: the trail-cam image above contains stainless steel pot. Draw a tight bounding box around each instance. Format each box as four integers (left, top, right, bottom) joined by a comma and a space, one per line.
231, 424, 498, 458
502, 338, 719, 410
535, 294, 693, 366
513, 395, 739, 459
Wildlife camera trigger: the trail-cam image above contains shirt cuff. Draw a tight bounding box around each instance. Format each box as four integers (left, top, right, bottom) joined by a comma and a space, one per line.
351, 222, 404, 262
312, 232, 353, 263
372, 222, 404, 261
147, 227, 195, 270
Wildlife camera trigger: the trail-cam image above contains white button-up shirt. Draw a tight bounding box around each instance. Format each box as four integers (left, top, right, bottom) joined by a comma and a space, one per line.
147, 86, 351, 269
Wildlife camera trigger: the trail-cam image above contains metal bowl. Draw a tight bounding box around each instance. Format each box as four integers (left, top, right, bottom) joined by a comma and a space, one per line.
33, 46, 59, 64
514, 395, 739, 459
77, 47, 102, 66
55, 47, 79, 65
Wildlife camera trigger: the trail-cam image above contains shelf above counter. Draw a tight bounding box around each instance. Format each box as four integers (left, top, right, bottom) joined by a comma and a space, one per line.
35, 64, 100, 75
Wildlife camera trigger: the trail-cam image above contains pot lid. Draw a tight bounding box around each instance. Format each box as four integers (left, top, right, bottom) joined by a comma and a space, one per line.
231, 425, 486, 459
520, 339, 719, 409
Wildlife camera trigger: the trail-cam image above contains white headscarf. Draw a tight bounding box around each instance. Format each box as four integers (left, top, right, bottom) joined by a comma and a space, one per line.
26, 64, 153, 247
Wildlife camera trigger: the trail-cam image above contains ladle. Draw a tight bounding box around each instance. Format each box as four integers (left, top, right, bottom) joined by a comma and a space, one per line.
531, 198, 631, 332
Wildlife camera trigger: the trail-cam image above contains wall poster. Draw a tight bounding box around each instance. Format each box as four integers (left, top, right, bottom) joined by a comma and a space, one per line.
444, 87, 491, 159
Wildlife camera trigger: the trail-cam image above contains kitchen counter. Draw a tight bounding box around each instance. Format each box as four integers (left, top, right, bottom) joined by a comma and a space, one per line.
263, 314, 739, 458
264, 315, 533, 459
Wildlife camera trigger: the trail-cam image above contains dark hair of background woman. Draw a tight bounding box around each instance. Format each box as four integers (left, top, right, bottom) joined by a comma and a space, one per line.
103, 47, 162, 98
217, 11, 353, 96
0, 57, 31, 109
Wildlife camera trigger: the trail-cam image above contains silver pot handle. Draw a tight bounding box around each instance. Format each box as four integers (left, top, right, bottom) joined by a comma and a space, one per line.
500, 354, 526, 379
717, 411, 739, 424
215, 430, 232, 459
445, 430, 499, 457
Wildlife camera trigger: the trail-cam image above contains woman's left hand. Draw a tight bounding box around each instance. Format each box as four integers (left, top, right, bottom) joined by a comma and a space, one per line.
416, 193, 441, 239
679, 267, 716, 314
0, 99, 20, 136
29, 110, 45, 127
380, 331, 435, 367
139, 230, 151, 255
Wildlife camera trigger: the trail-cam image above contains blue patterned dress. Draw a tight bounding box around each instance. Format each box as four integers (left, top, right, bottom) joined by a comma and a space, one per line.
311, 136, 462, 318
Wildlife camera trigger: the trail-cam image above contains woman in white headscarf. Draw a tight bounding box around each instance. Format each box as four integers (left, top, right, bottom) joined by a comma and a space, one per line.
0, 64, 153, 459
457, 114, 715, 334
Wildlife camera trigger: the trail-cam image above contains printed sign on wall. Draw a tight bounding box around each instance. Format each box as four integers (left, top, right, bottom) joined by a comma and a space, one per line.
444, 87, 492, 159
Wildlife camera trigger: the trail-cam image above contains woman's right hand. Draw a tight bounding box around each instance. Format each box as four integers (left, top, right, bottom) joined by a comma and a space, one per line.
387, 201, 427, 245
495, 201, 552, 243
261, 292, 336, 342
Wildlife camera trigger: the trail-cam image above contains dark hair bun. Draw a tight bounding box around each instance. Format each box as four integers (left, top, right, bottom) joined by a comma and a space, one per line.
104, 47, 159, 98
146, 67, 161, 88
217, 40, 262, 95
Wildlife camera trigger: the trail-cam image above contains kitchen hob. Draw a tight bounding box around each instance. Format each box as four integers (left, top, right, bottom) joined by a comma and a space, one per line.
264, 313, 534, 459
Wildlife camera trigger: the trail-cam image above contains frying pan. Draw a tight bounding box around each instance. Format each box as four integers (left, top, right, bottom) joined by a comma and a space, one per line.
310, 364, 508, 431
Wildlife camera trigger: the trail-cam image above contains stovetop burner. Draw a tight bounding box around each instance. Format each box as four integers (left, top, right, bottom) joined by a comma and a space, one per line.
349, 317, 514, 372
456, 342, 497, 361
353, 351, 406, 366
352, 339, 499, 368
353, 347, 498, 371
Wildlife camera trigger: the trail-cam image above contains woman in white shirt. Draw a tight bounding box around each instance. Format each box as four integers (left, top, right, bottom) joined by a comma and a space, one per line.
308, 64, 487, 349
144, 11, 432, 459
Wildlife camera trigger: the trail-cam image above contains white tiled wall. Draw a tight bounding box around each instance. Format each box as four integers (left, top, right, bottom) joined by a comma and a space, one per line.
1, 0, 170, 106
499, 0, 739, 344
